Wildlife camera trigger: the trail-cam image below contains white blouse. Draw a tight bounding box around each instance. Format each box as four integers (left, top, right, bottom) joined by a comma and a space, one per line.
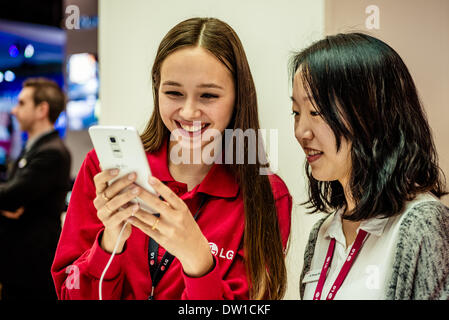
302, 192, 439, 300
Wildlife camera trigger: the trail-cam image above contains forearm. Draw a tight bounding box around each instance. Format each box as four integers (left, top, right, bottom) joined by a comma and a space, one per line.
53, 229, 126, 300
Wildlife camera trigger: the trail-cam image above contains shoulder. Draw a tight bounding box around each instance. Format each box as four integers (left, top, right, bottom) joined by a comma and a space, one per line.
76, 149, 101, 180
306, 214, 332, 249
68, 149, 100, 197
394, 195, 449, 268
35, 133, 71, 161
393, 195, 449, 255
299, 213, 332, 297
267, 174, 291, 200
303, 214, 333, 261
398, 196, 449, 242
304, 213, 334, 262
85, 148, 100, 166
84, 148, 101, 172
387, 196, 449, 299
268, 174, 292, 228
266, 174, 292, 248
396, 199, 449, 262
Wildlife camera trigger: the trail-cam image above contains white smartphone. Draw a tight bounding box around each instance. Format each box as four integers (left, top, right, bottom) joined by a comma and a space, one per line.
88, 125, 157, 213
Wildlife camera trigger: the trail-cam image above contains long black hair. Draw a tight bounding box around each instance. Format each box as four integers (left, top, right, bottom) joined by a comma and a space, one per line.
290, 32, 447, 221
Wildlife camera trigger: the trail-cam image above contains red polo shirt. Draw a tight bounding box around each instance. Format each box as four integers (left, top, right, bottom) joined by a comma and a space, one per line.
51, 140, 292, 300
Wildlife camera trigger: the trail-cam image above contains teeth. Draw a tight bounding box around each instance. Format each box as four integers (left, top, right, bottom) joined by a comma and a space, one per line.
179, 123, 207, 132
307, 150, 322, 156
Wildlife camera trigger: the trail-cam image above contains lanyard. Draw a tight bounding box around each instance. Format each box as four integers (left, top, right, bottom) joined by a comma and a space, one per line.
313, 229, 368, 300
148, 194, 207, 300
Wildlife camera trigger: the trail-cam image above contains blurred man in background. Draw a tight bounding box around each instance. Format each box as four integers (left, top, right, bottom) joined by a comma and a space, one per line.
0, 78, 71, 300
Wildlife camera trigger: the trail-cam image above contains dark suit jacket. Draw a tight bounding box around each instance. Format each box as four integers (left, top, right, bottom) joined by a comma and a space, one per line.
0, 130, 71, 297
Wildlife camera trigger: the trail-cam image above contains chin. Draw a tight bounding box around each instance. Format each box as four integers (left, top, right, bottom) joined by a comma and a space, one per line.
310, 170, 334, 182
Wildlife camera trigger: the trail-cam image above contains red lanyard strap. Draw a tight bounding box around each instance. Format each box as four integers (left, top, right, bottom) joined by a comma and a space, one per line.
313, 229, 368, 300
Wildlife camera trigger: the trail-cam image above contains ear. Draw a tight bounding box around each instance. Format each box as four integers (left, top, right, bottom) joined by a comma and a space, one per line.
36, 101, 50, 121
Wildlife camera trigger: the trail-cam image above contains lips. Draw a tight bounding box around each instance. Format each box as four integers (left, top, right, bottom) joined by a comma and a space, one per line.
304, 147, 323, 163
174, 120, 210, 137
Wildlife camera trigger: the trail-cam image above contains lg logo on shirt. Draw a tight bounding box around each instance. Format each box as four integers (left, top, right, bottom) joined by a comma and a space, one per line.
209, 242, 234, 260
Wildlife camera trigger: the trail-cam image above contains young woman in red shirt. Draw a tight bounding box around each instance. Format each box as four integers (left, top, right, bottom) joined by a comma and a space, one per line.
51, 17, 292, 300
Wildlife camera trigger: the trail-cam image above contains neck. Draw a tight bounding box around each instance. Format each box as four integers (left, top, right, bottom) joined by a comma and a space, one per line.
339, 175, 354, 212
28, 121, 54, 140
168, 141, 213, 191
339, 176, 361, 248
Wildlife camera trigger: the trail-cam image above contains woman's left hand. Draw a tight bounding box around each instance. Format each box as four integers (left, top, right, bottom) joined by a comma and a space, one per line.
127, 176, 214, 277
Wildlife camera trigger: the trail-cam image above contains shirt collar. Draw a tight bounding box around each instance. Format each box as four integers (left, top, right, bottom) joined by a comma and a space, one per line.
147, 138, 239, 199
147, 138, 174, 183
25, 129, 56, 152
325, 207, 390, 242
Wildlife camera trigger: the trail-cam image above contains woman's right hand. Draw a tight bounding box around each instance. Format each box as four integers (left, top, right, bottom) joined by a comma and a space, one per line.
93, 169, 142, 253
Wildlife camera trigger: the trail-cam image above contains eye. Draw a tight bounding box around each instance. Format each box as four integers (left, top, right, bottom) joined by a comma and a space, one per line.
291, 110, 299, 116
201, 93, 219, 99
164, 91, 183, 97
310, 110, 321, 117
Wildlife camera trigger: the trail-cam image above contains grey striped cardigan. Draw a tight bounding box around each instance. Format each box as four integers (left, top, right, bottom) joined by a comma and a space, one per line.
299, 200, 449, 299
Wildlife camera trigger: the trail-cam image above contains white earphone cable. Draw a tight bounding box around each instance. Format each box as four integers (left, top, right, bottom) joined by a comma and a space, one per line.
99, 221, 129, 300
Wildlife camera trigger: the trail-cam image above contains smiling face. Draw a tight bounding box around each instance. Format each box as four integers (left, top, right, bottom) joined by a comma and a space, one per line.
292, 71, 352, 186
158, 46, 235, 151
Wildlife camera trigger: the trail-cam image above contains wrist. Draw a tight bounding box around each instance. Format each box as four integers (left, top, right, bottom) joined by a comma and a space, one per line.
181, 250, 214, 278
101, 229, 126, 254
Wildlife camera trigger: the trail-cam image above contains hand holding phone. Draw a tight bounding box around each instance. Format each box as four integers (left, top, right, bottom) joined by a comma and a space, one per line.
88, 125, 158, 214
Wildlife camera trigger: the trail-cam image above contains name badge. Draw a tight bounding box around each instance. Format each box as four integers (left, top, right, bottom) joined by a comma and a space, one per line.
302, 269, 321, 284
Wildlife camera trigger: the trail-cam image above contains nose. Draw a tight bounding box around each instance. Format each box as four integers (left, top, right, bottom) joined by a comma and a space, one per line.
179, 97, 201, 120
295, 115, 314, 145
11, 105, 18, 116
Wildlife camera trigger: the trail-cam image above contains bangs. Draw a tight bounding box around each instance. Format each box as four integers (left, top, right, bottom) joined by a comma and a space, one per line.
291, 56, 352, 152
291, 32, 447, 220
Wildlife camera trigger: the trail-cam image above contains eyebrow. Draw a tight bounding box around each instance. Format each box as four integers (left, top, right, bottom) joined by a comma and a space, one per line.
162, 81, 224, 90
198, 83, 224, 90
290, 96, 312, 103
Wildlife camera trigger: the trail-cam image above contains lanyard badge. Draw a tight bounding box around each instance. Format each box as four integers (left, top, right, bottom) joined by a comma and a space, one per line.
313, 229, 368, 300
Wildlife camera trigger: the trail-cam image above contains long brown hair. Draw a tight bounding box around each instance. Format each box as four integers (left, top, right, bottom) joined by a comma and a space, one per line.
141, 17, 286, 299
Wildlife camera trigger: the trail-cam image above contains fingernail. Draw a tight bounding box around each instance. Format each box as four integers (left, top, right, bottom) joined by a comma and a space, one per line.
110, 169, 119, 175
132, 186, 140, 194
128, 172, 136, 180
149, 177, 157, 185
132, 204, 139, 213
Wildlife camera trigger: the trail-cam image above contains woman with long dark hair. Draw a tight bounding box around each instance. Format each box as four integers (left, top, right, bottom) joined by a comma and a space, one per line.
52, 17, 291, 300
291, 33, 449, 299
